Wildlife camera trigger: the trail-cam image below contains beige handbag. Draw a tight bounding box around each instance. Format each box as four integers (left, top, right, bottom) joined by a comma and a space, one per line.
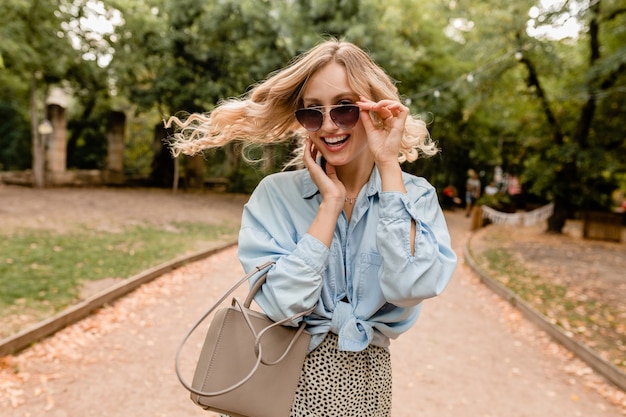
175, 261, 312, 417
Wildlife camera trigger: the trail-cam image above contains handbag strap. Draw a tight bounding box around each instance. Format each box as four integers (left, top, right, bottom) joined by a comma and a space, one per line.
232, 296, 312, 366
175, 261, 313, 397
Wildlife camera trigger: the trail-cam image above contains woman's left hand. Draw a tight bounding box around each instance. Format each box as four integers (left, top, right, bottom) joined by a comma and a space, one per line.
357, 97, 409, 166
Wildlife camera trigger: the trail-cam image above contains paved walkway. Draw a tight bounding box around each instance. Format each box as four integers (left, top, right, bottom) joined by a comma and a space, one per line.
1, 210, 624, 416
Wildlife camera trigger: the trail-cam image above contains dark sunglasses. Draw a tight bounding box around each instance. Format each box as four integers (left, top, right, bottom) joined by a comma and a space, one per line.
295, 104, 360, 132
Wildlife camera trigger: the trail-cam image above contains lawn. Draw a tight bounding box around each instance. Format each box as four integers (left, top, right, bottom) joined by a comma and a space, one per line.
473, 228, 626, 373
0, 222, 238, 338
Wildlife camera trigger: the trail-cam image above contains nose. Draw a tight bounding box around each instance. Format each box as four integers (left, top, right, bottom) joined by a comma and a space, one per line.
320, 108, 338, 131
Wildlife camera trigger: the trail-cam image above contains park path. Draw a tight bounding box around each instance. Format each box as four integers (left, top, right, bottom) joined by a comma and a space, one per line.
1, 210, 624, 417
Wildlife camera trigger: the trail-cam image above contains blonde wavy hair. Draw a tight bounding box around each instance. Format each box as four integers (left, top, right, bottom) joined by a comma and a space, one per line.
166, 39, 438, 166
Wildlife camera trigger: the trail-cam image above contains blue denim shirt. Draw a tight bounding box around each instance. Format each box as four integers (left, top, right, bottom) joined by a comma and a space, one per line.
238, 167, 457, 352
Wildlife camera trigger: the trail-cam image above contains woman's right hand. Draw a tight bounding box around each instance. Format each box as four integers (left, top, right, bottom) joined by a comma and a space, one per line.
303, 140, 346, 213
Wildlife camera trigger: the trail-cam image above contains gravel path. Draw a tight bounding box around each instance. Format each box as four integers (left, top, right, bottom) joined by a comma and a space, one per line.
0, 186, 624, 416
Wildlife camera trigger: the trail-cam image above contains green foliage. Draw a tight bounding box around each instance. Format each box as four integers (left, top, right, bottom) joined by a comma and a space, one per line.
0, 0, 73, 82
124, 109, 161, 177
0, 0, 116, 172
67, 118, 108, 169
0, 103, 31, 170
0, 0, 624, 220
476, 192, 512, 211
109, 0, 292, 114
427, 0, 626, 218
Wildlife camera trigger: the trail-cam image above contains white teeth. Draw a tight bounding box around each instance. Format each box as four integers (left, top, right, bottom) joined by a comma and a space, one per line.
324, 135, 348, 144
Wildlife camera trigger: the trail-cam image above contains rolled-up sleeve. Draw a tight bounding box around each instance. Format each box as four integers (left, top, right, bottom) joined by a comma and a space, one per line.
377, 182, 457, 307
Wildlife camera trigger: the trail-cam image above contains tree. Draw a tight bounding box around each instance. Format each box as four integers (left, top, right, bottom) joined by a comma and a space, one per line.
409, 0, 540, 196
3, 0, 614, 207
0, 1, 73, 186
516, 0, 626, 232
427, 0, 625, 231
0, 0, 114, 184
107, 0, 296, 188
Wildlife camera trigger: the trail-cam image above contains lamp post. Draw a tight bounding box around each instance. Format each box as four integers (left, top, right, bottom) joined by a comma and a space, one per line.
38, 119, 53, 137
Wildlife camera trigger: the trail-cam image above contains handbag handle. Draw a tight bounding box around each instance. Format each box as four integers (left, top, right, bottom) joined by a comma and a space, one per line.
175, 261, 313, 397
232, 296, 312, 366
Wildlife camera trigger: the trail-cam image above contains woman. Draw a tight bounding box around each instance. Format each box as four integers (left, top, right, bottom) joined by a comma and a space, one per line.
168, 39, 457, 416
465, 168, 481, 217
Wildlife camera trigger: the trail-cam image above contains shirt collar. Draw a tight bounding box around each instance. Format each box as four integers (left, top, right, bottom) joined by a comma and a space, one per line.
300, 167, 382, 200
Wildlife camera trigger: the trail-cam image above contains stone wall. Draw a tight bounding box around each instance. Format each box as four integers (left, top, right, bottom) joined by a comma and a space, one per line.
0, 170, 105, 187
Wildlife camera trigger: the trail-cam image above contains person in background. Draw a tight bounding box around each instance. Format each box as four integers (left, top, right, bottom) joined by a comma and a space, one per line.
484, 180, 498, 196
442, 184, 462, 210
465, 169, 481, 217
167, 38, 457, 416
507, 174, 522, 211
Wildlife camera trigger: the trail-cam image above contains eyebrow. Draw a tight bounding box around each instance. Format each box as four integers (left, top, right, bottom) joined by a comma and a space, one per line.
302, 93, 357, 104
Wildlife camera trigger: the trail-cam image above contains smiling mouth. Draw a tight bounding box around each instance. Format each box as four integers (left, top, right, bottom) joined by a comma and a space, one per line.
323, 134, 349, 146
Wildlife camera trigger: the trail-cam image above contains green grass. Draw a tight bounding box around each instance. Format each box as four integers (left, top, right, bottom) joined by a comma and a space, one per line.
0, 222, 238, 322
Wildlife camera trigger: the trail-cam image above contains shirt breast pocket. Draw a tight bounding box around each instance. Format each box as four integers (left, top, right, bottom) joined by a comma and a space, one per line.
355, 253, 384, 306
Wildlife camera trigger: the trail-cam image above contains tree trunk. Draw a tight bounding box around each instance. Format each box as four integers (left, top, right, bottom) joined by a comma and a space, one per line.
184, 154, 206, 189
30, 74, 45, 188
548, 0, 613, 233
225, 143, 241, 191
516, 35, 569, 233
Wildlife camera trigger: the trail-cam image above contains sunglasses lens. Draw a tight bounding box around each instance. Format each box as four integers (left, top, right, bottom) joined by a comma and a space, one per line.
295, 105, 360, 131
295, 109, 323, 131
330, 105, 360, 129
